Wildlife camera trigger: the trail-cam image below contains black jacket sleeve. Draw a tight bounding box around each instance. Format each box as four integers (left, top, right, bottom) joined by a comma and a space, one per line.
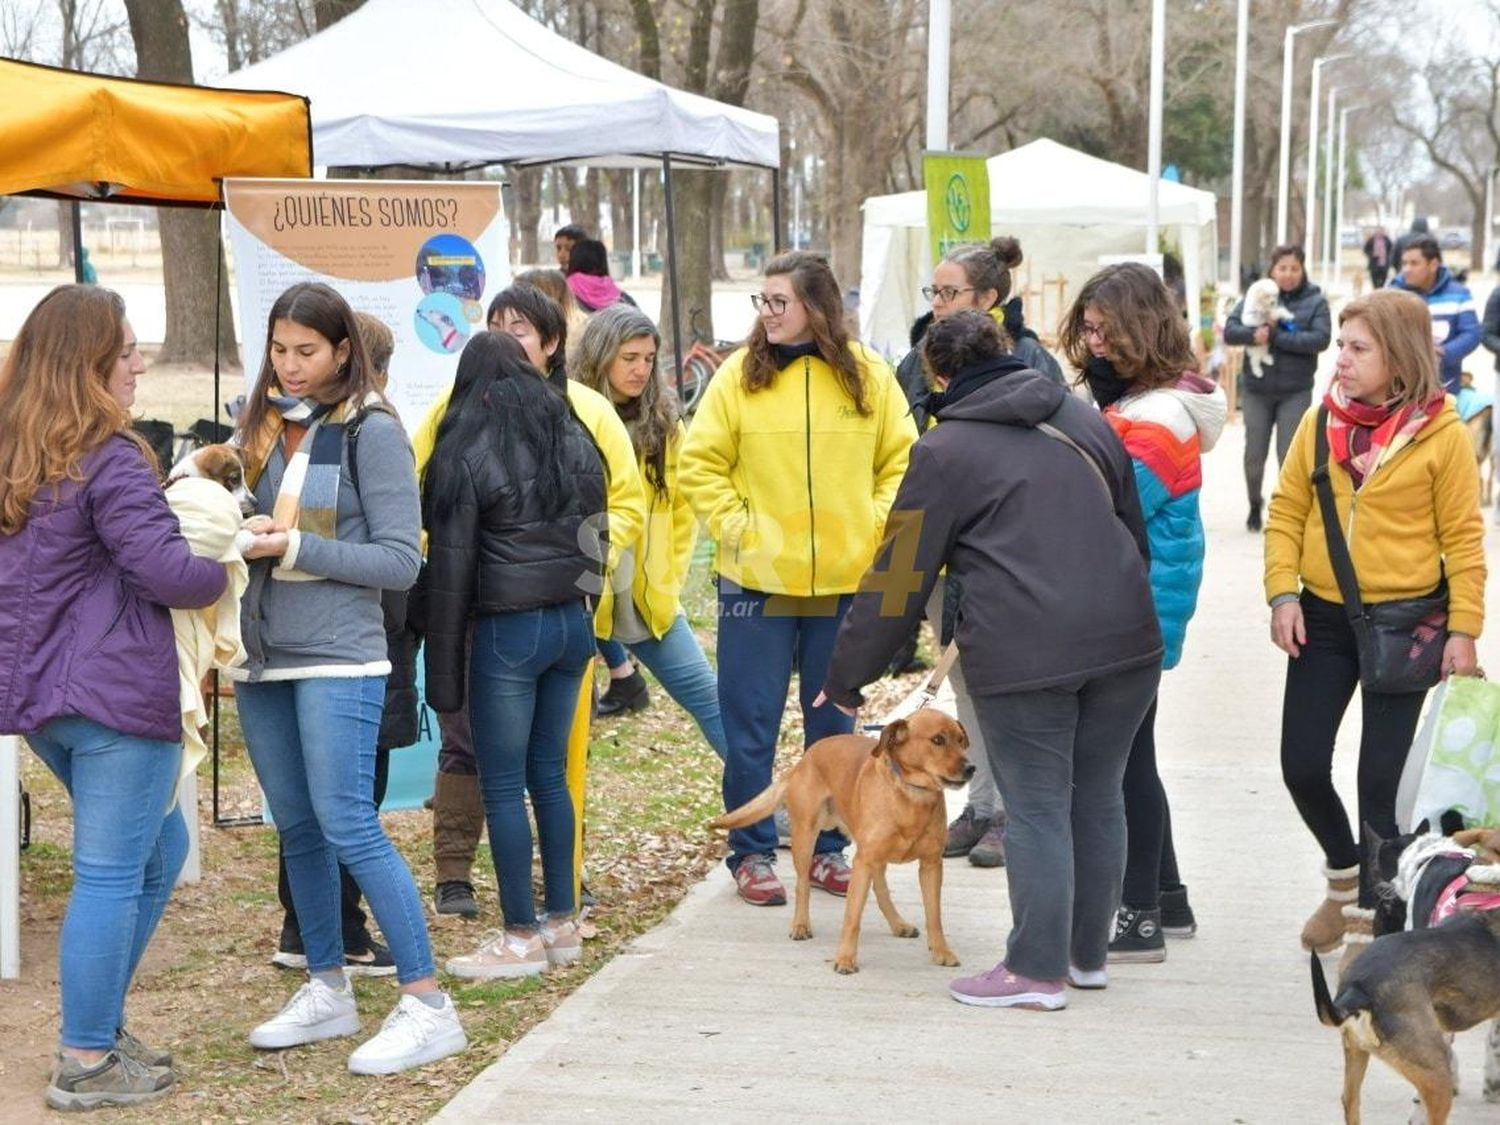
421, 459, 481, 713
1222, 298, 1255, 346
1270, 295, 1331, 356
1483, 289, 1500, 359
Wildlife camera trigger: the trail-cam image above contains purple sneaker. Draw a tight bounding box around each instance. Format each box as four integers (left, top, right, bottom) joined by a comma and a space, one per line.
949, 962, 1066, 1010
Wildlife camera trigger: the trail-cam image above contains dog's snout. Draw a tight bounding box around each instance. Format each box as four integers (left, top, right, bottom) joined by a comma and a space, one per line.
961, 762, 976, 781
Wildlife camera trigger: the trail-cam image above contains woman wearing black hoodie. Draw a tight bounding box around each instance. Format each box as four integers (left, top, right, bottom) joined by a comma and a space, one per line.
1223, 244, 1331, 531
820, 311, 1162, 1011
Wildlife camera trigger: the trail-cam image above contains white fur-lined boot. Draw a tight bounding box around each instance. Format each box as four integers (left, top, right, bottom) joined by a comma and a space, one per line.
1300, 864, 1360, 953
1336, 905, 1375, 976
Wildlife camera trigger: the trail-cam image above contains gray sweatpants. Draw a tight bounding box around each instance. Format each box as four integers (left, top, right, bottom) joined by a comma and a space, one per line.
1243, 387, 1312, 505
925, 578, 1001, 818
970, 662, 1160, 980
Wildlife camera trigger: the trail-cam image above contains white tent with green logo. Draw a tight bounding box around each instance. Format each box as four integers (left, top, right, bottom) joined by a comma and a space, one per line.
859, 138, 1219, 362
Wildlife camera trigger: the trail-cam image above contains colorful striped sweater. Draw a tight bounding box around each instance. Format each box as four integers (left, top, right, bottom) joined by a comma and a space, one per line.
1105, 373, 1226, 670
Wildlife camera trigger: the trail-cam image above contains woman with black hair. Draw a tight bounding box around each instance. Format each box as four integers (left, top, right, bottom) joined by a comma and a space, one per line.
564, 238, 637, 313
422, 332, 608, 978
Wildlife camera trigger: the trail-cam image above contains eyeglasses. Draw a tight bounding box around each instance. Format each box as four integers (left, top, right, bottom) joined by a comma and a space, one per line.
750, 293, 799, 315
1081, 321, 1108, 341
921, 285, 976, 303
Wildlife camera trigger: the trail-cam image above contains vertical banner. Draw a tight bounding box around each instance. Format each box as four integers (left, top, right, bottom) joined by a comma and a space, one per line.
923, 151, 991, 266
223, 178, 510, 433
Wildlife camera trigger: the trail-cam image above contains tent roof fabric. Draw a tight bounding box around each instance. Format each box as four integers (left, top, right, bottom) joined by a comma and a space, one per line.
0, 57, 311, 205
862, 138, 1217, 229
223, 0, 780, 170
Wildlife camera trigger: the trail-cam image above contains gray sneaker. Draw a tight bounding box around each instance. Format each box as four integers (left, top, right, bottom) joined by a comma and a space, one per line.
944, 806, 992, 857
968, 818, 1008, 868
115, 1027, 171, 1068
46, 1050, 174, 1112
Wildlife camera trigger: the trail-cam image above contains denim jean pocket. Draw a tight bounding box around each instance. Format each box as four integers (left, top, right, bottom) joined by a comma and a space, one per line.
484, 609, 543, 670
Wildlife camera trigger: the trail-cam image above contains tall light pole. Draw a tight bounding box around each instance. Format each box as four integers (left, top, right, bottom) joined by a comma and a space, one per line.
1147, 0, 1165, 254
926, 0, 950, 151
1229, 0, 1249, 293
1277, 19, 1337, 244
1306, 54, 1350, 256
1486, 166, 1498, 277
1334, 105, 1368, 294
1321, 84, 1339, 284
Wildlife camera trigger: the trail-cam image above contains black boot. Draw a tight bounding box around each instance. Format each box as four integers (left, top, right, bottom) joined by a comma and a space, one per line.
597, 669, 650, 717
1246, 498, 1263, 532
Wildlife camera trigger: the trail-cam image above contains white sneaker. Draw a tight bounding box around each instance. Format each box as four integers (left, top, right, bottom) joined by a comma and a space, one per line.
347, 993, 467, 1075
540, 917, 583, 967
1066, 964, 1108, 990
249, 977, 360, 1049
445, 930, 547, 979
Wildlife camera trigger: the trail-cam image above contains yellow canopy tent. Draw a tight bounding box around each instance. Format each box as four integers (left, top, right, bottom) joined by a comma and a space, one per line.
0, 56, 311, 204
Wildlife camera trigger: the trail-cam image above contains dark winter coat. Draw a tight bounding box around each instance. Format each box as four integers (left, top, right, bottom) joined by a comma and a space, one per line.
1223, 279, 1332, 397
822, 359, 1163, 705
896, 307, 1064, 417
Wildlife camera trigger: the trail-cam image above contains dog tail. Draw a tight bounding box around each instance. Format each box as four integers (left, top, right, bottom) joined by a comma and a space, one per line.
1310, 951, 1346, 1027
709, 777, 788, 831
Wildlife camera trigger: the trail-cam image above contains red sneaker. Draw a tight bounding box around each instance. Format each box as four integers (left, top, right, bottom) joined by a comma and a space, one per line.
808, 852, 851, 896
734, 856, 786, 906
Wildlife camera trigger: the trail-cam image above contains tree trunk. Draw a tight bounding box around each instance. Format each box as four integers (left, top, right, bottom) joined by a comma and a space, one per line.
606, 169, 634, 256
509, 165, 543, 266
710, 175, 730, 281
124, 0, 236, 364
661, 168, 716, 346
313, 0, 364, 31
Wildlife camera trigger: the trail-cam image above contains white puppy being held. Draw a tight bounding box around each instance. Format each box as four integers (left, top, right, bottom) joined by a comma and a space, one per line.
1240, 277, 1294, 380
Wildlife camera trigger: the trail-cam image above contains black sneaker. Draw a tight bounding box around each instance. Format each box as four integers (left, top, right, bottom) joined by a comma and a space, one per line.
435, 880, 480, 917
1246, 499, 1263, 532
1160, 886, 1198, 937
344, 939, 397, 978
1107, 907, 1166, 963
943, 806, 992, 858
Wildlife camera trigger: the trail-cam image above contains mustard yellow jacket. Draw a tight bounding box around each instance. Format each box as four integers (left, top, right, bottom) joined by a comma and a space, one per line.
1264, 399, 1486, 636
678, 343, 916, 597
413, 379, 647, 637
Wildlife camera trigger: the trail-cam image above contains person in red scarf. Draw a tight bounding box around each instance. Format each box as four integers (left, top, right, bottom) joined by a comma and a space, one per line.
1264, 288, 1485, 959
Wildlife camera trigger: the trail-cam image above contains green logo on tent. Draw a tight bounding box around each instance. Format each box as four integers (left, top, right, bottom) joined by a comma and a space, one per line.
945, 172, 972, 234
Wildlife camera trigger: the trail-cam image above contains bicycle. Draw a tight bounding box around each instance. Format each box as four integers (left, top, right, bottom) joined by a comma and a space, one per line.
663, 307, 738, 414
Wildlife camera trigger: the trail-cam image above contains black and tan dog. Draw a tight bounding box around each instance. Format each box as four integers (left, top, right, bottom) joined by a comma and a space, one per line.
711, 709, 972, 974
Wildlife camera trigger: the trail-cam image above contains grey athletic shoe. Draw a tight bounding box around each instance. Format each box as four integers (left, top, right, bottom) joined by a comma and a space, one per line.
46, 1050, 173, 1112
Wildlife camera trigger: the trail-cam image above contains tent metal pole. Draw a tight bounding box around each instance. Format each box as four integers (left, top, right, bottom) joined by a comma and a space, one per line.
71, 202, 84, 283
772, 167, 784, 252
662, 155, 684, 404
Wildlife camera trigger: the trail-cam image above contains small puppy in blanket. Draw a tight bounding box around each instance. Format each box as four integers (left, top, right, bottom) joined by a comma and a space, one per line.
1241, 277, 1295, 380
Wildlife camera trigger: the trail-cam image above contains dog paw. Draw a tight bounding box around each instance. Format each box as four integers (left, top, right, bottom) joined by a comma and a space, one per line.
892, 923, 919, 939
789, 923, 813, 941
931, 948, 960, 967
833, 959, 859, 974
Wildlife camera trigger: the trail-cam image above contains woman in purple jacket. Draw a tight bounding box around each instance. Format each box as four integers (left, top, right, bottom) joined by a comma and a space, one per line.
0, 286, 227, 1111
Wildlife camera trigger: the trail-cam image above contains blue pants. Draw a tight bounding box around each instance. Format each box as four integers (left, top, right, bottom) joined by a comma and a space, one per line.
716, 583, 854, 869
470, 601, 594, 928
237, 676, 435, 984
599, 616, 729, 761
27, 717, 186, 1050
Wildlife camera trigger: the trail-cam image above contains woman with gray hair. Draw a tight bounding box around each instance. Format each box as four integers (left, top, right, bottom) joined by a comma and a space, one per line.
571, 304, 728, 758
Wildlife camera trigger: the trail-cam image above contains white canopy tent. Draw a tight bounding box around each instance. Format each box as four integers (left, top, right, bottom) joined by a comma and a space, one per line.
223, 0, 779, 170
860, 138, 1219, 362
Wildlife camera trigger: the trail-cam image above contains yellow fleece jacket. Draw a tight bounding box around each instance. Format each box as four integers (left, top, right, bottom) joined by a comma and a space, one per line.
1264, 399, 1486, 637
678, 343, 916, 597
412, 380, 647, 630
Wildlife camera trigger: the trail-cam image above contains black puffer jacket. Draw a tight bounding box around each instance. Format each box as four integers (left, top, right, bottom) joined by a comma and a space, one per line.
1223, 279, 1331, 397
420, 419, 607, 712
896, 307, 1064, 411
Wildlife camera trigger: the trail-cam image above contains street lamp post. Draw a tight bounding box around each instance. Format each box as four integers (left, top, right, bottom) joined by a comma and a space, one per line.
1305, 54, 1350, 259
1229, 0, 1249, 293
926, 0, 950, 151
1334, 104, 1368, 294
1277, 19, 1337, 245
1146, 0, 1165, 254
1321, 84, 1339, 284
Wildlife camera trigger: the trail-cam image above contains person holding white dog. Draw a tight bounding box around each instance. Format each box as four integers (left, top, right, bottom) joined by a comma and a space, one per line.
1224, 244, 1331, 533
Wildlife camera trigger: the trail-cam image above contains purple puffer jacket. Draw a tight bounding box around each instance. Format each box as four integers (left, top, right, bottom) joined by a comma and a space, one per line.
0, 435, 227, 742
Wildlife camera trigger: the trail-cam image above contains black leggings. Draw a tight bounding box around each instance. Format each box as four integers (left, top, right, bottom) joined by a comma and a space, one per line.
1279, 592, 1428, 904
1120, 699, 1184, 908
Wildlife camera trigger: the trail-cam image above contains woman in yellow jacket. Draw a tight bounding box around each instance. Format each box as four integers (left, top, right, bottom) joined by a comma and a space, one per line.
679, 250, 916, 906
571, 304, 728, 758
1264, 288, 1484, 957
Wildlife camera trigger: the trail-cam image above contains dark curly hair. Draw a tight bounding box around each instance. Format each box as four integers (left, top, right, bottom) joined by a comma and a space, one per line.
1058, 262, 1195, 389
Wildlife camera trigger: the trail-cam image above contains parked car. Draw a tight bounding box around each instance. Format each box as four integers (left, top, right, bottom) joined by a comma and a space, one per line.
1439, 229, 1472, 250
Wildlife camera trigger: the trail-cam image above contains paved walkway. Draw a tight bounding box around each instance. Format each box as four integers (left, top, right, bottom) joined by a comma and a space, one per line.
435, 419, 1500, 1123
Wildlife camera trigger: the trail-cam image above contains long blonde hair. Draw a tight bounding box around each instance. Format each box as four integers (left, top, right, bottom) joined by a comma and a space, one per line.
0, 285, 151, 534
1338, 290, 1444, 408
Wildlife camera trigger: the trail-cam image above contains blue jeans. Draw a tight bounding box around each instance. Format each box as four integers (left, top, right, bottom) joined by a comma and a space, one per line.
27, 717, 186, 1050
237, 676, 435, 984
597, 637, 629, 669
716, 583, 854, 869
470, 600, 594, 927
606, 616, 728, 761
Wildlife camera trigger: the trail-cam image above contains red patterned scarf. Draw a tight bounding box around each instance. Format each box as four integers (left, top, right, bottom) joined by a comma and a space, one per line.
1322, 386, 1445, 488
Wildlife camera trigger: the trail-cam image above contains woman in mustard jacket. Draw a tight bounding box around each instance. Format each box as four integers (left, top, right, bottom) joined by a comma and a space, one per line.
572, 304, 728, 759
679, 251, 916, 907
1265, 288, 1484, 957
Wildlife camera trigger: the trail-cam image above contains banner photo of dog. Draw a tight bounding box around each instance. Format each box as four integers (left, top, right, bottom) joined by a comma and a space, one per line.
223, 177, 511, 436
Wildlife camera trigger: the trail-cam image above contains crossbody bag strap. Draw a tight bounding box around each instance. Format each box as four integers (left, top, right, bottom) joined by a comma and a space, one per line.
1311, 405, 1366, 624
1036, 419, 1112, 501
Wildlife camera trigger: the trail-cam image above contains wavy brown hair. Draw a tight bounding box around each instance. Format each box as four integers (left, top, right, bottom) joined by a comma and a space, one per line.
1058, 262, 1196, 391
572, 305, 677, 493
741, 251, 870, 415
1339, 290, 1444, 408
0, 285, 152, 534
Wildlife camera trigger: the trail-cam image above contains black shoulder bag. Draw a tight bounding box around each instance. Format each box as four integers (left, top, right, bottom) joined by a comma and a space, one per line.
1310, 405, 1449, 693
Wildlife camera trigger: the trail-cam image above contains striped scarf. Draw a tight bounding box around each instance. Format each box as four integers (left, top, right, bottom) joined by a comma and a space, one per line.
1322, 385, 1445, 489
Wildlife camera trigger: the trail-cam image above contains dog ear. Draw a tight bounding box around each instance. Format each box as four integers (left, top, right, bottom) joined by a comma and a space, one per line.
1440, 808, 1466, 836
1415, 817, 1432, 836
873, 719, 909, 758
952, 719, 970, 750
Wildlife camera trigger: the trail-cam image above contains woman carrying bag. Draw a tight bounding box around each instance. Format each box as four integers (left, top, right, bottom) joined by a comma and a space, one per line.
1265, 288, 1485, 958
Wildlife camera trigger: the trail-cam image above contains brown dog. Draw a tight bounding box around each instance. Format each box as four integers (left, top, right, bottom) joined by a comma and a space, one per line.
168, 443, 256, 517
711, 709, 973, 974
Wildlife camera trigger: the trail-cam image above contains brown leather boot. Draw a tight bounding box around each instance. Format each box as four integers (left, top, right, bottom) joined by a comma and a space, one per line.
1336, 905, 1375, 976
432, 771, 486, 916
1300, 864, 1359, 953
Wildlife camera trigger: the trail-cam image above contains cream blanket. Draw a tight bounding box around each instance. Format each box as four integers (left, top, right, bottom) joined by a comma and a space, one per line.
164, 477, 249, 793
